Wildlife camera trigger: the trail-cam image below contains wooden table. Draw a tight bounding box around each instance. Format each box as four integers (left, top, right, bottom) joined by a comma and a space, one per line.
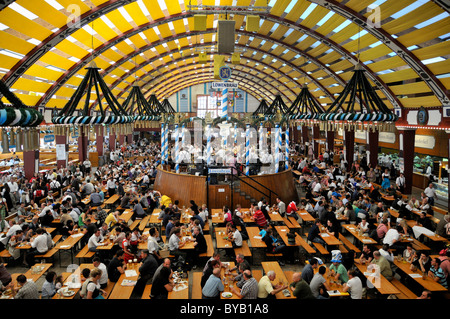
215, 227, 233, 249
393, 259, 448, 292
318, 226, 342, 247
274, 225, 301, 247
10, 263, 53, 284
53, 263, 95, 299
316, 266, 349, 297
221, 262, 240, 299
168, 271, 189, 299
104, 194, 120, 207
55, 230, 86, 266
267, 210, 284, 223
342, 224, 378, 245
261, 261, 295, 299
119, 209, 133, 224
246, 227, 267, 249
354, 262, 401, 295
297, 209, 315, 223
211, 209, 225, 224
108, 262, 141, 299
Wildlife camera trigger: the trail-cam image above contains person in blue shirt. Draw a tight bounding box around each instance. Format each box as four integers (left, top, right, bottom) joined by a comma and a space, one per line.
201, 267, 224, 299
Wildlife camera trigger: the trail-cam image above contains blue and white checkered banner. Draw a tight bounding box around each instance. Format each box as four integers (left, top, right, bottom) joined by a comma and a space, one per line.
275, 124, 280, 173
221, 88, 228, 118
285, 124, 290, 171
245, 124, 250, 176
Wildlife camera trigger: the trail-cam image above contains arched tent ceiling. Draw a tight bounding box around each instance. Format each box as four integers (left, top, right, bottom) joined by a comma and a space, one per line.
0, 0, 449, 113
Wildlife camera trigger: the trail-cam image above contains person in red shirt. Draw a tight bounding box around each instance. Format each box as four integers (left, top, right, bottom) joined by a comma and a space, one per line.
251, 208, 267, 228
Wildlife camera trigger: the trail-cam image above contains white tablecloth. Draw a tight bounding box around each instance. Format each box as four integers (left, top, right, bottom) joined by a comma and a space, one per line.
412, 225, 435, 239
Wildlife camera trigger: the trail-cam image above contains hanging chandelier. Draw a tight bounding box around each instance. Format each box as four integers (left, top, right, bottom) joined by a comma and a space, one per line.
0, 79, 43, 153
287, 84, 324, 126
318, 64, 398, 132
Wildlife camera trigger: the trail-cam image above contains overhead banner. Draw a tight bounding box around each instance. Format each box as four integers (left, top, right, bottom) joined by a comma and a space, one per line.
211, 82, 238, 89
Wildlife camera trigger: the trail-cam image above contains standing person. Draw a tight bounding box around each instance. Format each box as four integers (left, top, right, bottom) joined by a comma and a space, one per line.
395, 173, 406, 194
191, 226, 207, 269
424, 183, 437, 206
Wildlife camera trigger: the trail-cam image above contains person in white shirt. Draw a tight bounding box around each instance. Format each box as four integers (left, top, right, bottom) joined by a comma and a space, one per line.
147, 227, 162, 261
26, 228, 48, 266
199, 204, 209, 222
423, 183, 436, 206
91, 257, 108, 289
395, 173, 406, 193
313, 181, 322, 194
83, 159, 92, 174
88, 229, 105, 252
383, 225, 402, 250
229, 224, 243, 248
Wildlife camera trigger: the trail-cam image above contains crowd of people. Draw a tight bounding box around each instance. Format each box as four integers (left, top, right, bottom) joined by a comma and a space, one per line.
0, 136, 449, 300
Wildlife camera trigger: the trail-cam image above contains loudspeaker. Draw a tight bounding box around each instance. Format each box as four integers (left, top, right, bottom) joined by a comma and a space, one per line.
217, 20, 235, 54
231, 52, 240, 65
246, 15, 260, 32
198, 52, 207, 64
194, 15, 207, 31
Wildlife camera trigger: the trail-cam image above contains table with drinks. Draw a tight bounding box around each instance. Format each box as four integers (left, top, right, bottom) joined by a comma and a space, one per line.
261, 261, 295, 299
393, 257, 448, 292
108, 259, 141, 299
353, 262, 401, 295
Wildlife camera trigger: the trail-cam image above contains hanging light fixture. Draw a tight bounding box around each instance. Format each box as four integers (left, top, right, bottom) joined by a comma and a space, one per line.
288, 84, 325, 125
318, 28, 398, 132
52, 17, 133, 130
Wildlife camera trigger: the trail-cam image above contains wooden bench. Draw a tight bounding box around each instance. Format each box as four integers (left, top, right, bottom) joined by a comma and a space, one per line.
191, 271, 203, 299
312, 242, 330, 256
297, 235, 316, 255
432, 206, 448, 217
75, 244, 96, 263
338, 233, 361, 253
390, 278, 418, 299
138, 215, 151, 232
199, 234, 214, 259
128, 219, 140, 231
142, 284, 152, 299
102, 280, 116, 299
234, 241, 252, 259
0, 249, 12, 262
